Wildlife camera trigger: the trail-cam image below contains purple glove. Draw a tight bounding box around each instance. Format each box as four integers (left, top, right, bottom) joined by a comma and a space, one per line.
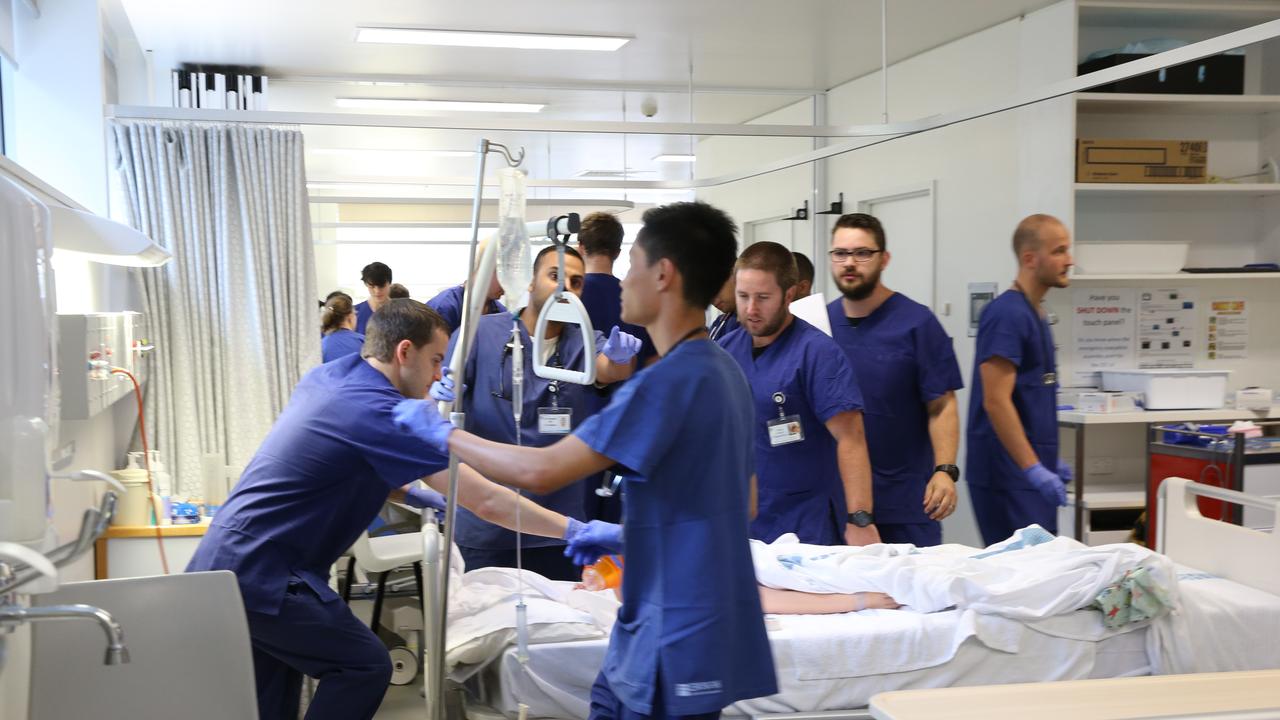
404, 486, 447, 512
1025, 462, 1068, 507
392, 399, 456, 453
601, 326, 642, 365
563, 518, 624, 566
1056, 459, 1073, 483
429, 367, 455, 403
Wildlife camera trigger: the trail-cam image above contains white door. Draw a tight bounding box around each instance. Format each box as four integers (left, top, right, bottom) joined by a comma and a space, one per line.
860, 184, 936, 309
746, 217, 797, 252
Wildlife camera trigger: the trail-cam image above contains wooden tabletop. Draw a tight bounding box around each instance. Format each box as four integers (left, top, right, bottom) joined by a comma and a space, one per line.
102, 521, 210, 538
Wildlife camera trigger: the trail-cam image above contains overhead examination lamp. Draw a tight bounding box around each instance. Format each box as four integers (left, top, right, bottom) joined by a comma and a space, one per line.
49, 205, 172, 267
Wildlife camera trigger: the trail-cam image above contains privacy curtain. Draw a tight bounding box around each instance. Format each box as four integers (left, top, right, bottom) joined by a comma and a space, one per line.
108, 120, 319, 497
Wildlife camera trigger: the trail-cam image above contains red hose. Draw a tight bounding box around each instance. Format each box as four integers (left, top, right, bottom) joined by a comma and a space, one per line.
111, 367, 169, 575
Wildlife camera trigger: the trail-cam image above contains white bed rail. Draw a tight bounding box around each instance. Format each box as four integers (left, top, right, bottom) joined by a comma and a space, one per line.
1157, 477, 1280, 597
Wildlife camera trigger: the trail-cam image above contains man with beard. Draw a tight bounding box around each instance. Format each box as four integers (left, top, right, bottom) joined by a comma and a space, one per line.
444, 245, 642, 579
719, 241, 878, 546
967, 214, 1074, 544
824, 213, 964, 547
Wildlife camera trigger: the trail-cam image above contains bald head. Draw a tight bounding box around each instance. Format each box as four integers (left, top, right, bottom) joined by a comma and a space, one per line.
1012, 214, 1066, 257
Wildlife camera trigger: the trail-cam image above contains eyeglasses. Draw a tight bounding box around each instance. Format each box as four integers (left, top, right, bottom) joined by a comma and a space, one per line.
828, 248, 882, 264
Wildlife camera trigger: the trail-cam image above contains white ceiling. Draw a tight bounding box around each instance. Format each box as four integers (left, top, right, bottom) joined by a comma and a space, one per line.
116, 0, 1059, 191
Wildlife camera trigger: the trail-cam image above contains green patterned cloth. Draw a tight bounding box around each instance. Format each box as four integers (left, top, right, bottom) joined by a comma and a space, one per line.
1092, 566, 1175, 628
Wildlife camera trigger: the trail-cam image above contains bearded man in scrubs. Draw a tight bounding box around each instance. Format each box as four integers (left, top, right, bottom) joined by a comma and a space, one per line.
967, 213, 1074, 545
716, 241, 877, 546
824, 213, 964, 546
187, 300, 585, 720
427, 267, 506, 333
394, 201, 777, 720
446, 244, 641, 580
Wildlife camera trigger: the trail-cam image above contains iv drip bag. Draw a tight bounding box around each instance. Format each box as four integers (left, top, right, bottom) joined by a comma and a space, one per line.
496, 167, 532, 311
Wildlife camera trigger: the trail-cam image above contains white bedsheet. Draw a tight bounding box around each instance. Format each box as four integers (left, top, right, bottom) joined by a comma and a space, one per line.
1148, 567, 1280, 674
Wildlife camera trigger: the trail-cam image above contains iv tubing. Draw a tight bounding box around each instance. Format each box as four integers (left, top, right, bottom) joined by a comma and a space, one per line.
110, 367, 169, 575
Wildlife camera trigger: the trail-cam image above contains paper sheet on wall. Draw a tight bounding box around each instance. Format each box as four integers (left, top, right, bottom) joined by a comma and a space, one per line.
1207, 298, 1248, 360
1070, 288, 1136, 387
790, 292, 832, 337
1137, 288, 1197, 368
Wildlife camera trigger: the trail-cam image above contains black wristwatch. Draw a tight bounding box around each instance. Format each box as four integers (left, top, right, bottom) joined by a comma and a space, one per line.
847, 510, 875, 528
934, 464, 960, 482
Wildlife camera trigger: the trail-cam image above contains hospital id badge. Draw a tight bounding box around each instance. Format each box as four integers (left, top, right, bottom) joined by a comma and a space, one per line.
538, 407, 572, 435
767, 415, 804, 447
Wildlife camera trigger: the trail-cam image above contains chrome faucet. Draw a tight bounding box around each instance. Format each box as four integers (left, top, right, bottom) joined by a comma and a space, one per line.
0, 602, 130, 665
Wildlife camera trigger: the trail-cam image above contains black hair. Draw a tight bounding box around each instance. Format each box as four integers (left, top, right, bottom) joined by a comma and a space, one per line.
831, 213, 887, 251
534, 245, 584, 273
792, 252, 814, 286
636, 201, 739, 308
361, 261, 393, 286
577, 212, 625, 260
361, 298, 446, 362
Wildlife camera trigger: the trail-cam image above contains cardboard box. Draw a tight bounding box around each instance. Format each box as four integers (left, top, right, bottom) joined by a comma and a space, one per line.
1077, 138, 1208, 183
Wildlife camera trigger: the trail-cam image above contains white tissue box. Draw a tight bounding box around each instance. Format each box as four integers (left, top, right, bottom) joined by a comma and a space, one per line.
1235, 388, 1273, 411
1077, 392, 1138, 413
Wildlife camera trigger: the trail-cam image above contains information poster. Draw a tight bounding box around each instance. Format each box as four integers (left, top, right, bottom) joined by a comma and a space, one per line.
1207, 298, 1248, 360
1138, 288, 1197, 368
1070, 287, 1136, 386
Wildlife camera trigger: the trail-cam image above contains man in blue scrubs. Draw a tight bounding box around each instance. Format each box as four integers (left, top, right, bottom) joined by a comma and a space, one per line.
968, 214, 1074, 545
792, 251, 815, 299
354, 261, 392, 335
426, 267, 506, 333
578, 211, 656, 367
719, 241, 877, 546
707, 275, 739, 342
824, 213, 964, 546
448, 244, 640, 580
187, 299, 589, 719
395, 201, 777, 720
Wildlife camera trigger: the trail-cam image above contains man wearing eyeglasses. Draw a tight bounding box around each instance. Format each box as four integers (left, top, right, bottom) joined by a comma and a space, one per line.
444, 245, 642, 580
824, 213, 964, 547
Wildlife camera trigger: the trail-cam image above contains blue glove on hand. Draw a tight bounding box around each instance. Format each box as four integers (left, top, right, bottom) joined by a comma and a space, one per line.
1056, 459, 1073, 483
1025, 462, 1068, 507
601, 326, 642, 365
392, 399, 456, 453
429, 367, 456, 403
563, 518, 624, 566
404, 486, 447, 512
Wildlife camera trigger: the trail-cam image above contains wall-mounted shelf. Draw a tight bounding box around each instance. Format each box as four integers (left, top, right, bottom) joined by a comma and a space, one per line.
1077, 92, 1280, 115
1071, 272, 1280, 280
1075, 183, 1280, 197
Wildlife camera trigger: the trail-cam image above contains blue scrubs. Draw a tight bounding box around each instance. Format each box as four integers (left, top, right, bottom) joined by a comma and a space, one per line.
826, 294, 963, 546
581, 273, 657, 367
448, 313, 606, 576
966, 288, 1060, 545
186, 353, 450, 720
718, 318, 864, 545
574, 338, 777, 717
707, 311, 739, 342
321, 328, 364, 363
427, 283, 506, 333
354, 300, 373, 335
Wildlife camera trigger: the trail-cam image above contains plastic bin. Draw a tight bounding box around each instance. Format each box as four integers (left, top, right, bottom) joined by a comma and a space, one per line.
1100, 369, 1230, 409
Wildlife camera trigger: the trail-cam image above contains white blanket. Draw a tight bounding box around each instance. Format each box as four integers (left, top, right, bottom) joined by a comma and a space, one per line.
750, 525, 1178, 621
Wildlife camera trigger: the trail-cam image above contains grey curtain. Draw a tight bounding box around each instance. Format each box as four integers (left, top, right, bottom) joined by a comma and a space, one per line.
108, 120, 319, 498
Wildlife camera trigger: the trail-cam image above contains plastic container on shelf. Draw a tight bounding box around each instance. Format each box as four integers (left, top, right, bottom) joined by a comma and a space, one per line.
1100, 369, 1230, 409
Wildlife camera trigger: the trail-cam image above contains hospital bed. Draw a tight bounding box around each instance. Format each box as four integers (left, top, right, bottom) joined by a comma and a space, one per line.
431, 477, 1280, 720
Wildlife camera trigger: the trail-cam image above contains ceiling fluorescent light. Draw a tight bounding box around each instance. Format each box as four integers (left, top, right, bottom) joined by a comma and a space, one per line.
356, 27, 631, 52
652, 154, 696, 163
335, 97, 544, 112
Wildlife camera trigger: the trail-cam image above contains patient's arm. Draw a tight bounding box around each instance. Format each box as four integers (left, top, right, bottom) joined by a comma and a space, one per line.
758, 586, 901, 615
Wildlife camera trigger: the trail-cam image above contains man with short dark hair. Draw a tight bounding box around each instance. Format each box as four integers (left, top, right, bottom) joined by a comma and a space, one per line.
354, 261, 393, 334
446, 244, 641, 579
707, 275, 740, 342
394, 201, 777, 720
792, 251, 815, 298
825, 213, 964, 547
577, 211, 656, 368
426, 269, 505, 334
388, 283, 410, 299
718, 240, 877, 546
968, 214, 1074, 545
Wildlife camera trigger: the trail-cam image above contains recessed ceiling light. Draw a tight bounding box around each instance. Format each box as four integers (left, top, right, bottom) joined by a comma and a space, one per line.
335, 98, 545, 112
356, 27, 632, 52
652, 154, 696, 163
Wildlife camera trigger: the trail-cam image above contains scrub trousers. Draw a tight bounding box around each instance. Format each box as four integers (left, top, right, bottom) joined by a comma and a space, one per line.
968, 484, 1059, 547
589, 671, 721, 720
246, 580, 392, 720
877, 521, 942, 547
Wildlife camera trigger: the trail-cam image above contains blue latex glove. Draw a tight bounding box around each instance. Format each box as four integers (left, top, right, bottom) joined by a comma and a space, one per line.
600, 326, 642, 365
429, 367, 456, 403
404, 486, 447, 512
1056, 459, 1073, 483
1025, 462, 1068, 507
392, 399, 456, 453
563, 518, 624, 566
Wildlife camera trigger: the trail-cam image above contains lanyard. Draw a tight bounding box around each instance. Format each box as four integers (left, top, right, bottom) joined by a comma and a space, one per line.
661, 326, 708, 359
1011, 282, 1057, 385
